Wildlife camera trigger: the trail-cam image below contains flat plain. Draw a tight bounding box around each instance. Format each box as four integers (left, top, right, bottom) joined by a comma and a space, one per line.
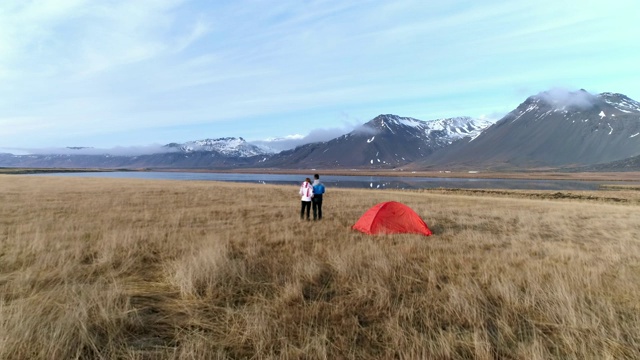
1, 175, 639, 359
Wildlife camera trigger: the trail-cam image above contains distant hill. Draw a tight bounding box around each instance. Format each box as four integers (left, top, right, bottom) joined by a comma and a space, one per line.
570, 154, 640, 172
0, 137, 273, 169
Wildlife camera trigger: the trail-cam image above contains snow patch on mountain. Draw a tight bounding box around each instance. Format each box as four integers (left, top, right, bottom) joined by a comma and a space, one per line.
511, 102, 540, 123
369, 114, 493, 142
426, 116, 494, 140
599, 92, 640, 113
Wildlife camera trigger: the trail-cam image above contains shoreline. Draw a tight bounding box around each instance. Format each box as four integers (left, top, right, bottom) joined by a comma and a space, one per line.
2, 167, 640, 182
151, 168, 640, 182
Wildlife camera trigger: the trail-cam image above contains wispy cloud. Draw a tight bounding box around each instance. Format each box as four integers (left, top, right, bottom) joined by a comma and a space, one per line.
173, 19, 211, 53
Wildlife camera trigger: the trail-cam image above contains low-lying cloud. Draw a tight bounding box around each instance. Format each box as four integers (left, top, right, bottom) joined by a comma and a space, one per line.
350, 124, 379, 136
23, 144, 178, 156
8, 123, 366, 155
538, 87, 596, 110
251, 122, 367, 151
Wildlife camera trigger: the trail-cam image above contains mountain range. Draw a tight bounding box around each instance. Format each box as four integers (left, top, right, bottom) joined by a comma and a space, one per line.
2, 89, 639, 171
260, 115, 492, 169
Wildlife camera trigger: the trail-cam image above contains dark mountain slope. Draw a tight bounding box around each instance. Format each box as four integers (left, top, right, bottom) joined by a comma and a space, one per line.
419, 90, 640, 169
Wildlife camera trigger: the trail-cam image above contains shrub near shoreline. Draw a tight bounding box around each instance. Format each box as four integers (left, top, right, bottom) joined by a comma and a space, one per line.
1, 175, 639, 359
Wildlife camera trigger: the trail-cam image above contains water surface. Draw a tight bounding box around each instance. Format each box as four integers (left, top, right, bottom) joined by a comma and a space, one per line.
28, 171, 628, 191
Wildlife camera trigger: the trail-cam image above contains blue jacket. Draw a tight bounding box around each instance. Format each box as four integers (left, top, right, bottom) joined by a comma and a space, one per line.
312, 181, 325, 196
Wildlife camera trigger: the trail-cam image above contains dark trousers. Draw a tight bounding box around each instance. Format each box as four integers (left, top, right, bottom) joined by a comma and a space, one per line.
300, 201, 311, 219
312, 196, 323, 220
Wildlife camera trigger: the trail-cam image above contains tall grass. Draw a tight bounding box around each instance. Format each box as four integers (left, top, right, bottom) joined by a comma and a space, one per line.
1, 175, 639, 359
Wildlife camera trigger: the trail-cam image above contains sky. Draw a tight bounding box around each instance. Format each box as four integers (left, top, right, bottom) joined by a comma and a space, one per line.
1, 0, 639, 154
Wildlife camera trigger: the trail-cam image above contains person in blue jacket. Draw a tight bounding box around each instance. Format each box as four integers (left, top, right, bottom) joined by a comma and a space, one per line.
312, 173, 326, 220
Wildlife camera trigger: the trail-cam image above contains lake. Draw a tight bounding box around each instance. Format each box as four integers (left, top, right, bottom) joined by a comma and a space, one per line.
27, 171, 632, 191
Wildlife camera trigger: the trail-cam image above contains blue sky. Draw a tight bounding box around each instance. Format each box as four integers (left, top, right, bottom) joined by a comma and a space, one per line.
1, 0, 639, 154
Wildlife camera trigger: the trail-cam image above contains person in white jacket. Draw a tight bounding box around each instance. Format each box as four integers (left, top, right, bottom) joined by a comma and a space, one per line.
299, 177, 313, 220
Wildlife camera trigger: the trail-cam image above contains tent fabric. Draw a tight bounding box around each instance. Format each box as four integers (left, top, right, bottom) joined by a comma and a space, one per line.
352, 201, 432, 236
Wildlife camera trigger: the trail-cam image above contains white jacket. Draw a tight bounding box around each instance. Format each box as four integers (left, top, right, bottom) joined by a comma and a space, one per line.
299, 181, 314, 201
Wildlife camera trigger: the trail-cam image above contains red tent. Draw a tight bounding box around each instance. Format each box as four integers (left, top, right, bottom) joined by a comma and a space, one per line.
352, 201, 432, 236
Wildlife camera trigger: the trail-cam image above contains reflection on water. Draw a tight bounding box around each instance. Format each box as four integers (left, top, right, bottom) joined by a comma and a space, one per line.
26, 171, 632, 191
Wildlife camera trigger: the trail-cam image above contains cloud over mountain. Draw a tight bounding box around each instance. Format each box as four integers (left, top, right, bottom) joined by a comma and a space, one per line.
26, 145, 178, 156
537, 88, 596, 110
251, 123, 361, 151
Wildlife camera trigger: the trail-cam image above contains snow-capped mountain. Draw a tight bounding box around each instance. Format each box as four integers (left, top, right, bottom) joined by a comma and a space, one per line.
164, 137, 274, 157
418, 89, 640, 169
259, 114, 492, 168
369, 114, 493, 144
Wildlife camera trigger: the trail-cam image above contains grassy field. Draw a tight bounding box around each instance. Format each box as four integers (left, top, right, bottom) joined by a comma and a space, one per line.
1, 175, 639, 359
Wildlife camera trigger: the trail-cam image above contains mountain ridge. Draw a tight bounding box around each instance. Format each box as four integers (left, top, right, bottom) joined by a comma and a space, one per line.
2, 89, 639, 171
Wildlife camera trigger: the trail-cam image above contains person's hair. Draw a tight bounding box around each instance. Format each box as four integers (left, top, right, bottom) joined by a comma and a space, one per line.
314, 174, 319, 179
305, 177, 311, 183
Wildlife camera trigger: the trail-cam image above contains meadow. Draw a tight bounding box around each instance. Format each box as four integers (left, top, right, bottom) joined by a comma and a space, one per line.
1, 175, 639, 359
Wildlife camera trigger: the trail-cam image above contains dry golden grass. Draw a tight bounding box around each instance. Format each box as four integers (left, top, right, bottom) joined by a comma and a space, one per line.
1, 175, 639, 359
